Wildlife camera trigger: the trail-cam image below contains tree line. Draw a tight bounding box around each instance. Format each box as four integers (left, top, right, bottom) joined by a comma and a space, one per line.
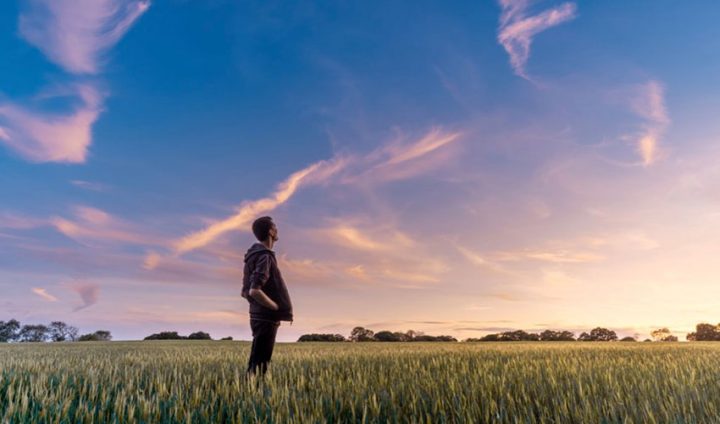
6, 318, 720, 342
299, 324, 720, 343
143, 331, 232, 340
463, 327, 681, 342
466, 328, 627, 342
298, 327, 457, 342
0, 319, 111, 342
468, 326, 704, 342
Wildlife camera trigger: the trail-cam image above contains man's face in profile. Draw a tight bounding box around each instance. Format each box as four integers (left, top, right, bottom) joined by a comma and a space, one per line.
269, 223, 279, 242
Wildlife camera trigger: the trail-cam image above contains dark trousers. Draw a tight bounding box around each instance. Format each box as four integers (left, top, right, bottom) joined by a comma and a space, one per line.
246, 319, 280, 376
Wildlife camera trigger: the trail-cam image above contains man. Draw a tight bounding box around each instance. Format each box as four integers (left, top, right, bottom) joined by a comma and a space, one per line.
241, 216, 294, 377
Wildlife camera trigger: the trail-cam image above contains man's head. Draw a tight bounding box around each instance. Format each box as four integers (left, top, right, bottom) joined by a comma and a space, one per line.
252, 216, 278, 243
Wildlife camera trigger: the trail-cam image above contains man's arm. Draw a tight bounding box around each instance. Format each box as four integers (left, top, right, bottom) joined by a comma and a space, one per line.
249, 288, 279, 310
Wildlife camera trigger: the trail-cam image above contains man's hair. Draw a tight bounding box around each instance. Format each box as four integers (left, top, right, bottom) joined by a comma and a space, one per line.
252, 216, 274, 241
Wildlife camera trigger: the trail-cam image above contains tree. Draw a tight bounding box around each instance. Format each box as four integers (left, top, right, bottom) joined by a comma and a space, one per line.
405, 330, 418, 341
687, 323, 720, 341
144, 331, 184, 340
18, 324, 49, 342
467, 330, 539, 342
412, 334, 456, 341
374, 331, 403, 341
188, 331, 212, 340
298, 333, 346, 342
578, 327, 617, 341
394, 331, 410, 341
540, 330, 575, 341
94, 330, 112, 341
349, 326, 374, 342
79, 330, 113, 341
620, 336, 637, 342
557, 331, 576, 341
0, 319, 21, 342
651, 328, 677, 342
48, 321, 79, 342
220, 336, 233, 341
475, 334, 502, 342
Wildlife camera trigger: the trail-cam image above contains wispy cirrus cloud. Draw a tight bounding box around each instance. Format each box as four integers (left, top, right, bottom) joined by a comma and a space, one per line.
0, 212, 46, 230
629, 80, 669, 166
1, 1, 148, 164
158, 127, 462, 262
511, 249, 604, 263
19, 0, 150, 75
139, 126, 463, 294
71, 180, 109, 192
455, 245, 516, 275
297, 217, 449, 287
1, 205, 163, 247
371, 128, 461, 168
51, 205, 162, 246
0, 84, 103, 163
341, 127, 463, 184
323, 224, 415, 252
168, 157, 348, 258
32, 287, 58, 302
497, 0, 577, 79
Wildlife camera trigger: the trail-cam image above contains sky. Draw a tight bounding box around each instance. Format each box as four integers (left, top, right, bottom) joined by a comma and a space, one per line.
2, 0, 720, 342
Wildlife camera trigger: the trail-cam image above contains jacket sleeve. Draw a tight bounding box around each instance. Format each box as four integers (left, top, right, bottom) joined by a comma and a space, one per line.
249, 254, 271, 289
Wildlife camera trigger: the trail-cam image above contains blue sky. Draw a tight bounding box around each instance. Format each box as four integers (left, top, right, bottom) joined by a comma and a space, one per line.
2, 0, 720, 342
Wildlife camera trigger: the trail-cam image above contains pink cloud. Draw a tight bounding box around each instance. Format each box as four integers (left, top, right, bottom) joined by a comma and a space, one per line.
497, 1, 577, 79
0, 84, 103, 163
142, 126, 464, 286
372, 127, 461, 167
19, 0, 150, 75
341, 127, 463, 184
51, 205, 162, 246
0, 212, 45, 230
1, 1, 149, 164
629, 80, 669, 166
66, 282, 100, 311
31, 287, 58, 302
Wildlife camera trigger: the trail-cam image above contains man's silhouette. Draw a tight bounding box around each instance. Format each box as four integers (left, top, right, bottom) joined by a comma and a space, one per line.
241, 216, 294, 377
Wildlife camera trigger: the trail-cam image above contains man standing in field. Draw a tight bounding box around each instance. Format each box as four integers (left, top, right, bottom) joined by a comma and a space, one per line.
241, 216, 294, 377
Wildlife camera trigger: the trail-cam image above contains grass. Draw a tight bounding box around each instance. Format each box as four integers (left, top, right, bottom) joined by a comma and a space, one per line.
1, 341, 720, 423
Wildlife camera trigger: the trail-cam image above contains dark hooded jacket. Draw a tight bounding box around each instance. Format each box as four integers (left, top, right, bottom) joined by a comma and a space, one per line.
241, 243, 293, 322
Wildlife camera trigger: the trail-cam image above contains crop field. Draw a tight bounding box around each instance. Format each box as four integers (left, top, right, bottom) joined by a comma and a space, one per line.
2, 341, 720, 423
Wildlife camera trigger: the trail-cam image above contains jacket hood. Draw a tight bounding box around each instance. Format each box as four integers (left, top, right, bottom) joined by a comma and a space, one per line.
244, 242, 274, 263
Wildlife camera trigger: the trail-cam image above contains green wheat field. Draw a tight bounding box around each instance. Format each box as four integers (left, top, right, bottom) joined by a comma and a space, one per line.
1, 341, 719, 423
